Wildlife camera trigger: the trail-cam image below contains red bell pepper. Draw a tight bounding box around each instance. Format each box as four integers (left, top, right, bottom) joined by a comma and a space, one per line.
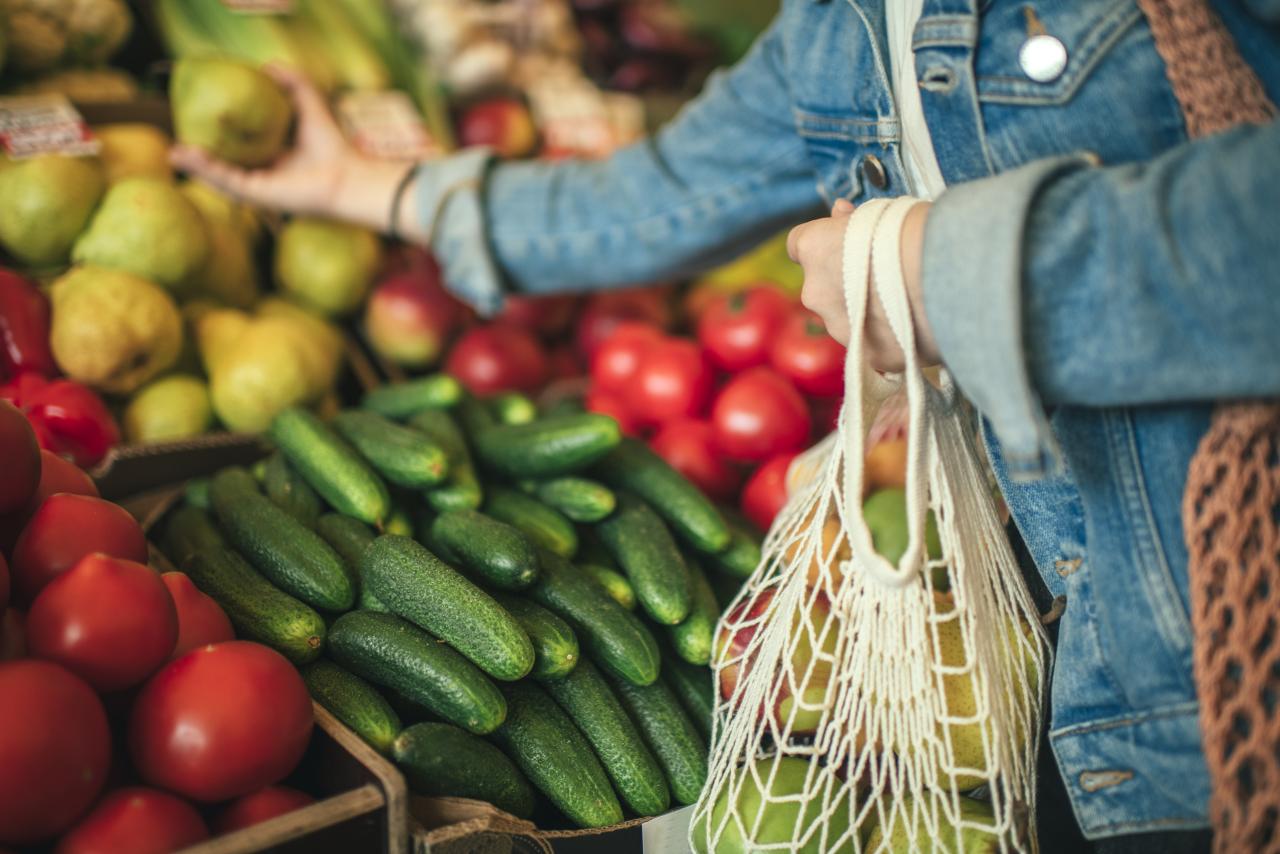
0, 269, 57, 380
0, 373, 119, 468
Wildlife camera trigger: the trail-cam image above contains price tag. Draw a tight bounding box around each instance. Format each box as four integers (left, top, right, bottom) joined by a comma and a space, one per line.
220, 0, 294, 13
336, 91, 440, 161
0, 95, 99, 160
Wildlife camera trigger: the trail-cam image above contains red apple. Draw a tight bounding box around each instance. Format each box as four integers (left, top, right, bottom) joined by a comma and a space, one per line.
458, 98, 538, 159
364, 262, 463, 369
496, 295, 577, 338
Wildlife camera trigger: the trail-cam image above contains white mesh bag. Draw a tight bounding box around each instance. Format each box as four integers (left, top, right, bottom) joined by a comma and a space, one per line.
692, 197, 1050, 853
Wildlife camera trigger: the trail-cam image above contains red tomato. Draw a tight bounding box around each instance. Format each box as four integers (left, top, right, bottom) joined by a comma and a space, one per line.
496, 295, 577, 337
0, 660, 111, 845
0, 449, 98, 558
445, 325, 549, 396
811, 396, 843, 438
741, 453, 798, 532
588, 321, 663, 393
130, 641, 313, 802
627, 338, 714, 425
162, 572, 234, 661
55, 788, 208, 854
0, 608, 24, 662
28, 555, 178, 691
0, 400, 39, 516
574, 286, 672, 359
649, 419, 741, 501
547, 344, 583, 380
0, 553, 7, 614
216, 786, 315, 833
770, 310, 847, 397
711, 368, 811, 462
10, 494, 147, 606
696, 286, 792, 372
584, 388, 642, 437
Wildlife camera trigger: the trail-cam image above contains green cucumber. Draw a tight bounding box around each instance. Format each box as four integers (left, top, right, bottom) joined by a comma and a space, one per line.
484, 486, 577, 558
454, 395, 497, 435
209, 467, 355, 612
362, 374, 463, 419
492, 593, 578, 679
430, 510, 538, 590
663, 652, 714, 741
261, 452, 322, 528
595, 493, 691, 625
528, 550, 659, 687
393, 722, 535, 818
667, 560, 718, 666
578, 533, 619, 570
184, 548, 326, 665
184, 477, 211, 509
162, 504, 226, 566
525, 477, 616, 523
594, 439, 730, 553
491, 392, 537, 425
303, 660, 401, 754
541, 660, 670, 817
580, 564, 636, 611
361, 535, 534, 681
710, 510, 764, 579
607, 673, 708, 805
270, 408, 391, 526
472, 414, 621, 479
332, 409, 448, 489
409, 409, 483, 511
328, 611, 506, 734
313, 513, 380, 609
491, 682, 623, 828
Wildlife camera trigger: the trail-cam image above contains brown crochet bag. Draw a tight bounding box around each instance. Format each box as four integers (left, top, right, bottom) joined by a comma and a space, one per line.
1134, 0, 1278, 849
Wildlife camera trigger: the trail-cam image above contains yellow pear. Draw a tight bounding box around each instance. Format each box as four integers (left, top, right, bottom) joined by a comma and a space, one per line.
180, 179, 262, 243
170, 58, 293, 168
274, 218, 381, 316
187, 206, 260, 309
208, 321, 315, 433
193, 306, 252, 376
255, 298, 343, 392
94, 123, 172, 183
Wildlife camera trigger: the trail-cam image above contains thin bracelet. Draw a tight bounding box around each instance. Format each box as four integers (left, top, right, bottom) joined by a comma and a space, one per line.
387, 162, 423, 241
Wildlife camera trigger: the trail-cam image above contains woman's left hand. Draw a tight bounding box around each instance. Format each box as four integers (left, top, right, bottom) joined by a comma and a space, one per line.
787, 198, 940, 373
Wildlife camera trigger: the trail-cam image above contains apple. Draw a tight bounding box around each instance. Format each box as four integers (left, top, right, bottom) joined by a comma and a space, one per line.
458, 98, 538, 159
363, 262, 463, 369
496, 295, 577, 338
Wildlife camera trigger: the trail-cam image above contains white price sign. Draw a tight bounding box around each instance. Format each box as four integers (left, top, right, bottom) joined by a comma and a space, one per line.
0, 95, 99, 159
336, 91, 440, 161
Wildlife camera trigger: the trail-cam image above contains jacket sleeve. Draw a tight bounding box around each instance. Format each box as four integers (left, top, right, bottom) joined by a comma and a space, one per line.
921, 119, 1280, 479
415, 14, 823, 314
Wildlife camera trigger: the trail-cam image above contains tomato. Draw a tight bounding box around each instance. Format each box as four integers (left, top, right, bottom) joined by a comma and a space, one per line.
649, 419, 740, 501
0, 449, 97, 558
711, 368, 811, 462
0, 400, 39, 515
496, 295, 577, 337
547, 344, 583, 380
0, 608, 23, 662
627, 338, 714, 425
216, 786, 315, 833
588, 321, 663, 393
740, 453, 798, 532
574, 286, 672, 359
10, 494, 147, 606
445, 325, 549, 396
28, 554, 178, 691
811, 395, 843, 439
0, 553, 7, 615
162, 572, 234, 661
770, 310, 846, 397
55, 788, 207, 854
584, 388, 642, 437
0, 660, 111, 845
696, 286, 792, 372
130, 641, 314, 802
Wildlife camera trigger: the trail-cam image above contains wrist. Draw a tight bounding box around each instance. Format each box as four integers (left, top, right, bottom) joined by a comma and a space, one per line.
901, 201, 940, 365
330, 157, 413, 234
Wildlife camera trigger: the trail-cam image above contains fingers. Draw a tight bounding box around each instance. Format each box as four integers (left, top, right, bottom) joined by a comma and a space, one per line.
170, 144, 256, 201
263, 63, 338, 134
786, 221, 808, 263
831, 198, 854, 216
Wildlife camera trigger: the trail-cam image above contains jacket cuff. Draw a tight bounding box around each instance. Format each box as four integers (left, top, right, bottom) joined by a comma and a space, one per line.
921, 153, 1093, 481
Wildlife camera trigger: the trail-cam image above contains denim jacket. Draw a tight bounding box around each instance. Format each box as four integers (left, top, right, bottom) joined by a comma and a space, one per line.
416, 0, 1280, 838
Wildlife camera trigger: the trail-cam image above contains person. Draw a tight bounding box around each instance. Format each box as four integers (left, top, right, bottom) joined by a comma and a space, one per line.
174, 1, 1280, 848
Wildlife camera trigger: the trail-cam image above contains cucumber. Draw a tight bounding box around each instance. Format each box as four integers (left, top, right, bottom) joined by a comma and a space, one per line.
313, 513, 377, 607
361, 535, 534, 681
454, 395, 497, 435
541, 396, 585, 417
595, 493, 691, 625
184, 477, 211, 509
262, 452, 322, 527
710, 511, 764, 579
580, 564, 636, 611
332, 409, 449, 490
491, 392, 537, 425
209, 467, 355, 612
491, 682, 623, 829
541, 660, 670, 817
328, 611, 506, 734
472, 414, 621, 479
362, 374, 463, 419
594, 439, 730, 554
409, 409, 483, 511
484, 486, 577, 558
663, 652, 714, 741
525, 477, 616, 523
607, 673, 709, 805
303, 660, 401, 754
577, 533, 619, 570
384, 504, 414, 537
528, 550, 659, 687
667, 560, 718, 666
184, 548, 325, 665
430, 510, 538, 590
161, 504, 226, 566
492, 593, 578, 679
270, 408, 391, 526
393, 722, 535, 818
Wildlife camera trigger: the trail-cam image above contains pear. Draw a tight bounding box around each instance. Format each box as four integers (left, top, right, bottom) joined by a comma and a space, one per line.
0, 154, 104, 266
123, 375, 212, 443
181, 179, 262, 243
72, 177, 209, 290
49, 266, 182, 394
209, 321, 316, 433
94, 123, 171, 183
864, 795, 1001, 853
186, 205, 259, 309
275, 218, 382, 316
171, 58, 293, 168
192, 306, 252, 376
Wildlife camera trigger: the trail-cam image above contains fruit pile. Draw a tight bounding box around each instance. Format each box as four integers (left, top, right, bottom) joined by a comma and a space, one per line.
159, 379, 765, 829
0, 400, 321, 851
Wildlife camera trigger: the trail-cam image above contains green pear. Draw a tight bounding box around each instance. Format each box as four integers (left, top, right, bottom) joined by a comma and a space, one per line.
863, 487, 942, 565
124, 375, 212, 443
171, 58, 293, 168
864, 795, 1001, 853
181, 179, 262, 243
72, 177, 209, 290
187, 206, 259, 308
192, 306, 252, 376
255, 298, 343, 391
275, 218, 382, 316
49, 266, 182, 394
0, 154, 104, 266
209, 320, 316, 433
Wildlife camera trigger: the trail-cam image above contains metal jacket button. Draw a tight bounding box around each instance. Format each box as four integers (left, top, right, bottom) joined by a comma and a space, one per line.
1020, 33, 1068, 82
862, 155, 888, 190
